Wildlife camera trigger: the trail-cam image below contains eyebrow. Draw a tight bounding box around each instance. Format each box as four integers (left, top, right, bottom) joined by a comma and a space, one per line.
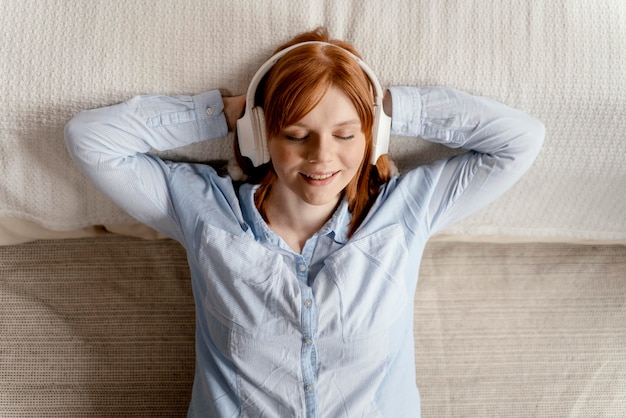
292, 119, 361, 129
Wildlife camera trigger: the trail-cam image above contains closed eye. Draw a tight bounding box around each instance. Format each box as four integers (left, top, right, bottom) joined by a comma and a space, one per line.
285, 135, 309, 141
335, 135, 355, 140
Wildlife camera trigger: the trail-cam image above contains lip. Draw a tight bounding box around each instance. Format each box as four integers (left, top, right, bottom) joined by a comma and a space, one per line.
300, 171, 339, 186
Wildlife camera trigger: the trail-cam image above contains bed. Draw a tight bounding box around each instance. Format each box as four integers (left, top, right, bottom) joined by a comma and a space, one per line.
1, 1, 625, 416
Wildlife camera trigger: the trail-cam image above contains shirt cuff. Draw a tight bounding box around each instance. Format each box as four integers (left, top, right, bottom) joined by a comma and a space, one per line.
192, 90, 229, 140
387, 86, 423, 137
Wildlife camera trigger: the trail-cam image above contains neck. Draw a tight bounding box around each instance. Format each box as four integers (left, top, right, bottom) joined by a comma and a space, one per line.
263, 189, 339, 253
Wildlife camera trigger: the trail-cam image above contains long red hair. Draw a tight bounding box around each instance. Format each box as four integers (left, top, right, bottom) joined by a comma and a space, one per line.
235, 28, 392, 236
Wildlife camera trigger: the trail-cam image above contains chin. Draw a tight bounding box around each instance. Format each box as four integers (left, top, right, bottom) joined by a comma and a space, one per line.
301, 192, 342, 207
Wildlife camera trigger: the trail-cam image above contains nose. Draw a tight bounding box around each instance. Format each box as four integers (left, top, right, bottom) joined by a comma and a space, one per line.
305, 134, 334, 163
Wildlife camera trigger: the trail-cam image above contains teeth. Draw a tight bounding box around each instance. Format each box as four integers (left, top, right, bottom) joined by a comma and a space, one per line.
305, 173, 334, 180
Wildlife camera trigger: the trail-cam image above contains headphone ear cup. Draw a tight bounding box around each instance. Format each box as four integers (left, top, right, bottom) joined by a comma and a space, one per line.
252, 107, 270, 164
370, 105, 391, 165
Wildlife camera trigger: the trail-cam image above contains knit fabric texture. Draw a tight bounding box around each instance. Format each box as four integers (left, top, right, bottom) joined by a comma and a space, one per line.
1, 0, 625, 241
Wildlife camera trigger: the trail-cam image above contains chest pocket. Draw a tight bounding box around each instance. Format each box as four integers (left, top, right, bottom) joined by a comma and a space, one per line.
197, 224, 298, 341
320, 224, 409, 342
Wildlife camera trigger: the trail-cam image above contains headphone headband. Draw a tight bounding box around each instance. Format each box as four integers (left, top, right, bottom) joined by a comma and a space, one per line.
237, 41, 390, 166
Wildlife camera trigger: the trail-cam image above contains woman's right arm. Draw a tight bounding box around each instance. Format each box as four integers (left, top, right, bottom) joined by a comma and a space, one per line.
64, 91, 229, 240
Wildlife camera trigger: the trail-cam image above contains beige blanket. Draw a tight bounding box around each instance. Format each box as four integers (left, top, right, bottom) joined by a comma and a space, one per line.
1, 236, 624, 416
1, 0, 625, 242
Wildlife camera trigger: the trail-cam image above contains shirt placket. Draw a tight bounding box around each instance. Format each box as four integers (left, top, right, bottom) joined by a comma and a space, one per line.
295, 255, 318, 418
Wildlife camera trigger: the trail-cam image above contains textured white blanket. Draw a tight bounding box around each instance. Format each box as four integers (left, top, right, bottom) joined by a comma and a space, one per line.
2, 0, 625, 242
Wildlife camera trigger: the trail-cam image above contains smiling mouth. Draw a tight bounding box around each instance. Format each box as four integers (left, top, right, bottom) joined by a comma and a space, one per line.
300, 171, 339, 182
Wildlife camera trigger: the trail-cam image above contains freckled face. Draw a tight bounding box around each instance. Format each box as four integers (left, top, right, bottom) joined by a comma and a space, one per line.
268, 87, 367, 208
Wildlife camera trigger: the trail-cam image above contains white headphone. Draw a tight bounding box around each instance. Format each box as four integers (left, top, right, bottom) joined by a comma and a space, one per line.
236, 41, 391, 167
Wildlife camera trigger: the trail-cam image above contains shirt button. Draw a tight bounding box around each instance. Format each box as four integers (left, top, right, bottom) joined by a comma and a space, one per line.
304, 337, 313, 345
298, 264, 306, 272
206, 107, 213, 115
305, 384, 314, 393
303, 299, 312, 308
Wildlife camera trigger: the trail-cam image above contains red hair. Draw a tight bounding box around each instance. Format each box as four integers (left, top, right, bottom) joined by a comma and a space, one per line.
235, 28, 392, 236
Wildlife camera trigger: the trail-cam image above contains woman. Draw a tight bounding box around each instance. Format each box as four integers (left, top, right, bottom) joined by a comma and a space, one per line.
65, 28, 544, 417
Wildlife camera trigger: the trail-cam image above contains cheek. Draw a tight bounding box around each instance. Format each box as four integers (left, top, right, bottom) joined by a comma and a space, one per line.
268, 140, 299, 176
347, 136, 368, 167
268, 139, 288, 164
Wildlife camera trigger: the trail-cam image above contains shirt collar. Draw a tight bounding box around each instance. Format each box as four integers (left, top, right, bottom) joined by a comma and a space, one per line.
326, 199, 351, 244
239, 183, 351, 246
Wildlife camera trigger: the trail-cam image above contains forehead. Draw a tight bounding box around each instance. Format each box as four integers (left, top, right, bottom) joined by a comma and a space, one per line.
286, 86, 361, 128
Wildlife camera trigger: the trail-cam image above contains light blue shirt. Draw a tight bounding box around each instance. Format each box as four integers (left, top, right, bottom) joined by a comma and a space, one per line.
65, 86, 544, 417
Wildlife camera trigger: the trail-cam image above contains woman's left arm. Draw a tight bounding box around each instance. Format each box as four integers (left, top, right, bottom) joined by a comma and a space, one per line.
387, 86, 545, 234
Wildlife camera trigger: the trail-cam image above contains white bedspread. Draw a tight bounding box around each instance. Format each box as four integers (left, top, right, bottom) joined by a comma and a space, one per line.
2, 0, 625, 242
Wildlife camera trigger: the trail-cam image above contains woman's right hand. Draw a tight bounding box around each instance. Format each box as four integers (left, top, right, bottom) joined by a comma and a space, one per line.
223, 95, 246, 132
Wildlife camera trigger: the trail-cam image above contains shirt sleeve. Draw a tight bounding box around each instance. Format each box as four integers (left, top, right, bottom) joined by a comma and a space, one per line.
387, 86, 545, 235
64, 90, 229, 240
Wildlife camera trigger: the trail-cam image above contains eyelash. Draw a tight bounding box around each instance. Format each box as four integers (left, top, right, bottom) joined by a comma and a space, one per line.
285, 135, 354, 141
285, 135, 308, 142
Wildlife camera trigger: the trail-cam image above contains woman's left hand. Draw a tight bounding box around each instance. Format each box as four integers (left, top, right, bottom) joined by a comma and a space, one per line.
383, 89, 392, 117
